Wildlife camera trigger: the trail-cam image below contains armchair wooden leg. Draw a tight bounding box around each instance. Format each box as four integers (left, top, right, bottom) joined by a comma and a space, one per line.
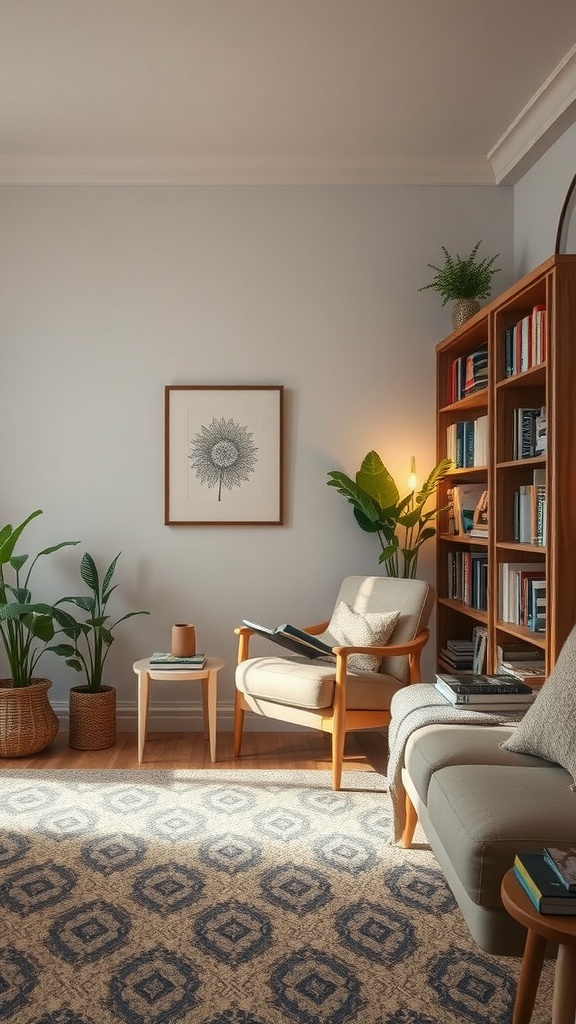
401, 792, 418, 848
331, 725, 345, 791
233, 691, 245, 757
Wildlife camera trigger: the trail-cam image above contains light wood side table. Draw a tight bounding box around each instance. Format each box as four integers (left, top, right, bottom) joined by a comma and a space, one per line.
501, 868, 576, 1024
133, 656, 225, 764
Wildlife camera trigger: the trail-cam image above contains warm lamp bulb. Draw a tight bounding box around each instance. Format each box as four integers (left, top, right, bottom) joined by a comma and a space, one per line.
408, 456, 417, 491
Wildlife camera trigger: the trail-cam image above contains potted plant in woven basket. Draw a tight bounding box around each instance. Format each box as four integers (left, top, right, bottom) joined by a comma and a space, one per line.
419, 240, 501, 329
51, 551, 149, 750
0, 510, 80, 757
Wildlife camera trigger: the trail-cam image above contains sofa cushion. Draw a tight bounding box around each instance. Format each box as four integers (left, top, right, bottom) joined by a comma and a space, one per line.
501, 623, 576, 787
321, 602, 400, 672
427, 764, 576, 908
404, 723, 547, 805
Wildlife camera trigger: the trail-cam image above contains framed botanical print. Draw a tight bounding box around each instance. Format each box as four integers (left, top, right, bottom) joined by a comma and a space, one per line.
165, 385, 284, 525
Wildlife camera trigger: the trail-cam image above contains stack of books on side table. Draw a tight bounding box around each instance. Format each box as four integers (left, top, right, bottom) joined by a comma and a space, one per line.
434, 672, 536, 711
150, 652, 206, 669
513, 851, 576, 914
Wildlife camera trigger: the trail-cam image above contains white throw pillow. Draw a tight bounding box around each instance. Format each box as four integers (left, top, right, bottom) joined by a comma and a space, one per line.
324, 601, 400, 672
501, 623, 576, 789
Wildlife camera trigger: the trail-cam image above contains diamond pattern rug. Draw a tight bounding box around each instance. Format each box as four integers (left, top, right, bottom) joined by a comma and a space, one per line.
0, 768, 554, 1024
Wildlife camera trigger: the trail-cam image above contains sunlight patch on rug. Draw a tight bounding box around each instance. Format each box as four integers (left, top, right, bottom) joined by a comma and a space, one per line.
0, 769, 554, 1024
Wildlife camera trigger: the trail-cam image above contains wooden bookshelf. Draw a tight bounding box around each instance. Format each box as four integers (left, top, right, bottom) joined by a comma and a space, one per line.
436, 255, 576, 676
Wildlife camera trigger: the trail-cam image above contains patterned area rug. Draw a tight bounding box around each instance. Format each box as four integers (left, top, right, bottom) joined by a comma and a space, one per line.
0, 769, 555, 1024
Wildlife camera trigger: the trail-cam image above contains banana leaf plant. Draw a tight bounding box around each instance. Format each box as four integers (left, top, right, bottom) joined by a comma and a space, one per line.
51, 551, 149, 692
0, 509, 80, 687
327, 451, 452, 578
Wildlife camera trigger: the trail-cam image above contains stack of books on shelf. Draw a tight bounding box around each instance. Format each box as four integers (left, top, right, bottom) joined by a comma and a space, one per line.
448, 344, 488, 402
446, 416, 488, 469
439, 638, 475, 671
504, 305, 547, 378
497, 642, 546, 685
513, 471, 546, 546
498, 563, 546, 632
150, 652, 206, 669
512, 406, 547, 459
513, 850, 576, 915
434, 672, 536, 711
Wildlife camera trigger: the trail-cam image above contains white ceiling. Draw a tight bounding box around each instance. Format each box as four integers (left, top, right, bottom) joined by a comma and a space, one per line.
2, 0, 576, 184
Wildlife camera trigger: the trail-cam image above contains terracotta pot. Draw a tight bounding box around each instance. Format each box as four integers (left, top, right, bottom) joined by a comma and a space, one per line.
69, 685, 117, 750
171, 623, 196, 657
0, 678, 60, 757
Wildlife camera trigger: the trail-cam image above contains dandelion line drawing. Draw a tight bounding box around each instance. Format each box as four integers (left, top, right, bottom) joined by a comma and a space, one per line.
189, 416, 259, 501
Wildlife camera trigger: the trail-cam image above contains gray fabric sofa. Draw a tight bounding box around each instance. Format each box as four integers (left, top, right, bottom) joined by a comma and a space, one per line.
399, 720, 576, 956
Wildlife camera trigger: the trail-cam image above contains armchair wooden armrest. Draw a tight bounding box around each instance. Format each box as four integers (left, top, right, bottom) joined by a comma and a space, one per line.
333, 628, 430, 683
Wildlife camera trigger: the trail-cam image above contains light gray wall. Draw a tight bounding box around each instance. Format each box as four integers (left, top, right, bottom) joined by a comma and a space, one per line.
514, 120, 576, 276
0, 183, 513, 729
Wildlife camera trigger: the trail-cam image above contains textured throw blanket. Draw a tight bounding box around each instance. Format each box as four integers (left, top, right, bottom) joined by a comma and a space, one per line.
388, 684, 525, 843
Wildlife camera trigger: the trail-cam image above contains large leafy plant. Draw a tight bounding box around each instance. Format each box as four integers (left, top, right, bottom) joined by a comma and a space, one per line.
419, 240, 500, 304
327, 451, 452, 578
52, 551, 149, 692
0, 510, 79, 687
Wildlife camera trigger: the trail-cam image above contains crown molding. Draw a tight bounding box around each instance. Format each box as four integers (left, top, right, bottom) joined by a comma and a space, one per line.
488, 44, 576, 185
0, 153, 494, 185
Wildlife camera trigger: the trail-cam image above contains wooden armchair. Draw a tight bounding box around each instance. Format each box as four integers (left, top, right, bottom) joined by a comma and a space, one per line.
233, 575, 434, 789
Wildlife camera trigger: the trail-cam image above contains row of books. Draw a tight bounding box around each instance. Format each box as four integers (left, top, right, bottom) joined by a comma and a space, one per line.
511, 406, 547, 460
447, 344, 488, 403
514, 848, 576, 914
504, 305, 547, 378
447, 549, 488, 610
498, 562, 546, 633
434, 671, 536, 711
513, 477, 546, 546
446, 416, 488, 469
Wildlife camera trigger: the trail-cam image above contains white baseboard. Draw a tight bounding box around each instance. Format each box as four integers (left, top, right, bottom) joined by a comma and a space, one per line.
51, 700, 305, 733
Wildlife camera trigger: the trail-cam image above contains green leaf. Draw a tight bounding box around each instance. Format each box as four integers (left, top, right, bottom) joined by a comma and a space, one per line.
0, 510, 42, 566
80, 552, 99, 595
356, 451, 399, 509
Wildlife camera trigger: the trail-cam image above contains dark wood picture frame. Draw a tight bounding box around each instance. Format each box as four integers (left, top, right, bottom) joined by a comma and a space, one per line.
165, 385, 284, 525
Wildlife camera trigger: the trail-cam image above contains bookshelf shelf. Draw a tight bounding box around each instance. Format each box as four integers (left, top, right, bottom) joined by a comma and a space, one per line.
436, 255, 576, 677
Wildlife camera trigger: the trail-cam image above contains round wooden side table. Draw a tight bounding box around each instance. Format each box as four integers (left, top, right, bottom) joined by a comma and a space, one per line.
501, 867, 576, 1024
133, 656, 225, 764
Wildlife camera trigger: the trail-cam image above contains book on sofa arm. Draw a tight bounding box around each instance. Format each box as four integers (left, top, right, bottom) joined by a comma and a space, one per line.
242, 620, 335, 660
435, 672, 534, 694
435, 673, 536, 706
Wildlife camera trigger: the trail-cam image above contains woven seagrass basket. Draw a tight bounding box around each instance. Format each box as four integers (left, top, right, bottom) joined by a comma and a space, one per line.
69, 685, 117, 750
0, 678, 60, 757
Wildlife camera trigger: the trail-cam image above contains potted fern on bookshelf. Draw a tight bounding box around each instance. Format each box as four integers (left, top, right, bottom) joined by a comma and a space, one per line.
419, 240, 501, 328
51, 551, 149, 749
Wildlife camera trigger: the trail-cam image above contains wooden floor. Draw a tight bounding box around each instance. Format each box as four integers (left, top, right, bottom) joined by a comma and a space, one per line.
0, 730, 389, 773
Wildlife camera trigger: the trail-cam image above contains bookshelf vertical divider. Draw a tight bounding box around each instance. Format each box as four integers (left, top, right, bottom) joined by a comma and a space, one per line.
436, 255, 576, 678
